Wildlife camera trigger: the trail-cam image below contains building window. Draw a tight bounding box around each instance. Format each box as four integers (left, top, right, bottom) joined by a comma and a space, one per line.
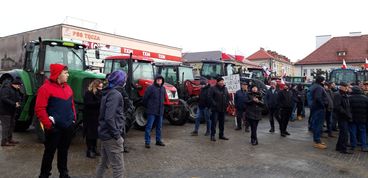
337, 51, 347, 56
303, 69, 308, 76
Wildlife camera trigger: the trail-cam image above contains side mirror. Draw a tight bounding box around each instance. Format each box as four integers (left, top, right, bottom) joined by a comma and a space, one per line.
25, 43, 35, 52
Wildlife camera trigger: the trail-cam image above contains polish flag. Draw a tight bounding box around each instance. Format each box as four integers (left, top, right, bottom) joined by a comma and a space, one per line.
341, 59, 347, 69
365, 58, 368, 69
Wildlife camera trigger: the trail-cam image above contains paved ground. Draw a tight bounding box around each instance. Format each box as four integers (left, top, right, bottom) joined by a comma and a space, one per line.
1, 109, 368, 178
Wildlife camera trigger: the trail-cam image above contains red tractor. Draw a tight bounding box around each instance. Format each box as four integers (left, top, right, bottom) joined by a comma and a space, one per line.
103, 54, 187, 129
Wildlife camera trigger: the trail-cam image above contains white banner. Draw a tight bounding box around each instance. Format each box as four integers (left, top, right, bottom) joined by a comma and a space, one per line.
223, 74, 240, 93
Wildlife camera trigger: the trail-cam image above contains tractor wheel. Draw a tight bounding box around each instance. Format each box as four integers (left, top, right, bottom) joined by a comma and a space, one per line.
167, 101, 188, 126
186, 97, 199, 123
134, 105, 147, 131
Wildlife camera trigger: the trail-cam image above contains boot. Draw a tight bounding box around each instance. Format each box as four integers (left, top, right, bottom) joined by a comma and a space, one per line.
210, 136, 216, 141
244, 127, 250, 133
204, 131, 210, 136
313, 143, 327, 149
269, 127, 275, 133
297, 115, 303, 121
235, 126, 242, 130
1, 141, 15, 146
191, 131, 198, 136
92, 147, 100, 156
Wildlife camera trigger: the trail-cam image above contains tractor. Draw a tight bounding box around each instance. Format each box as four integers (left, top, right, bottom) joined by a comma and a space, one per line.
0, 38, 105, 139
103, 54, 187, 129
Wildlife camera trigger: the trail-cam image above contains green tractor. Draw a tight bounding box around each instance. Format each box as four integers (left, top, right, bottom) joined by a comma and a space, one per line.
0, 38, 105, 137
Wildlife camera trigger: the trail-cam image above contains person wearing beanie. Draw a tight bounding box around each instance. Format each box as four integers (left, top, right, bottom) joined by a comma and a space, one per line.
96, 70, 126, 178
245, 85, 265, 145
191, 78, 211, 136
334, 82, 353, 154
143, 75, 167, 148
309, 75, 328, 149
278, 83, 293, 137
234, 81, 250, 132
35, 64, 76, 178
0, 77, 23, 146
208, 77, 230, 141
348, 86, 368, 152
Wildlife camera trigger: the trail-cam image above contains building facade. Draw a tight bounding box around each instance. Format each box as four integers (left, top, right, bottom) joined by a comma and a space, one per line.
295, 33, 368, 81
246, 48, 294, 77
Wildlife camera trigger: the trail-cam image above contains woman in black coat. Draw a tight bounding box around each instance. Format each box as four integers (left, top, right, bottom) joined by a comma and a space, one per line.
83, 79, 103, 158
245, 85, 265, 145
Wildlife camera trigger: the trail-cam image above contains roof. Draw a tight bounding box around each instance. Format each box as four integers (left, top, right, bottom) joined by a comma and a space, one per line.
105, 55, 153, 62
296, 35, 368, 65
247, 48, 291, 63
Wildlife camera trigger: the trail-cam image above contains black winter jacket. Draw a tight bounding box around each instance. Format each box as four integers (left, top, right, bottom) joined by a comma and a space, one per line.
208, 84, 230, 112
265, 88, 279, 109
278, 89, 293, 109
83, 90, 102, 139
349, 89, 368, 123
333, 91, 352, 122
245, 92, 265, 120
198, 84, 211, 109
0, 84, 22, 116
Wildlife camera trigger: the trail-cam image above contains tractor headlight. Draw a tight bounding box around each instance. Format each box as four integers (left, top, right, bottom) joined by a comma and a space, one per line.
166, 90, 178, 100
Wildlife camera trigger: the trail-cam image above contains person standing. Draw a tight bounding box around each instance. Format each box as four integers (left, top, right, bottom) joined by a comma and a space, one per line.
234, 81, 249, 132
191, 78, 211, 136
309, 76, 328, 149
278, 84, 293, 137
245, 85, 265, 145
143, 75, 166, 148
324, 82, 334, 137
348, 86, 368, 152
289, 84, 298, 122
35, 64, 76, 178
208, 77, 230, 141
0, 78, 22, 146
96, 70, 126, 178
83, 79, 103, 158
295, 84, 305, 120
265, 81, 279, 133
334, 82, 353, 154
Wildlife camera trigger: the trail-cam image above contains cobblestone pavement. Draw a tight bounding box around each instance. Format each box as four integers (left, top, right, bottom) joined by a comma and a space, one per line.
1, 109, 368, 178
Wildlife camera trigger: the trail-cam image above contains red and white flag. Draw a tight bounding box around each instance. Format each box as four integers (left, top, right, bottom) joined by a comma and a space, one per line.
341, 59, 347, 69
365, 58, 368, 69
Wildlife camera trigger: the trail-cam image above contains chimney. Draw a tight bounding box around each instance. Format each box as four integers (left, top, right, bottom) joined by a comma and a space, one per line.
316, 35, 331, 49
349, 32, 361, 37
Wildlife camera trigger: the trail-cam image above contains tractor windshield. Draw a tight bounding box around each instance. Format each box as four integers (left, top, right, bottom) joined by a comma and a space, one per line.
44, 45, 84, 72
249, 69, 265, 81
105, 60, 154, 83
330, 69, 356, 85
357, 70, 368, 83
159, 67, 177, 85
179, 66, 194, 83
201, 63, 223, 79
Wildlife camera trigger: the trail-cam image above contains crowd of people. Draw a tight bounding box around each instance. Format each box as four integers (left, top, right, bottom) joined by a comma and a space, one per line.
1, 62, 368, 178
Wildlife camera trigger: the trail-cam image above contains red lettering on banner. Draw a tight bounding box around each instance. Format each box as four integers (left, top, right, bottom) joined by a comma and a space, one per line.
71, 30, 100, 41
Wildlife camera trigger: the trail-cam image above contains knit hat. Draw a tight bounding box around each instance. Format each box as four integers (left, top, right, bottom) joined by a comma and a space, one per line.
108, 70, 127, 88
216, 77, 224, 83
50, 64, 67, 81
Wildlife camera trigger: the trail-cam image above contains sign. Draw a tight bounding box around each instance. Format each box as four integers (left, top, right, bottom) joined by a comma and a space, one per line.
120, 47, 181, 62
223, 74, 240, 93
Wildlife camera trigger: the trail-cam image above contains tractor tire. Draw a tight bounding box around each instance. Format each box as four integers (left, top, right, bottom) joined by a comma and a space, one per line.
134, 105, 147, 131
167, 100, 188, 126
186, 97, 199, 123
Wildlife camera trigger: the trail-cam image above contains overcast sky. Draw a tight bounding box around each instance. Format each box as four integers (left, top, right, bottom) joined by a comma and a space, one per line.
1, 0, 367, 61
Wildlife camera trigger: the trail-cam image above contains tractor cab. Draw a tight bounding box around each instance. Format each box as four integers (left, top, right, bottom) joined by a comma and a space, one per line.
247, 68, 267, 84
200, 60, 236, 85
329, 68, 357, 85
357, 69, 368, 83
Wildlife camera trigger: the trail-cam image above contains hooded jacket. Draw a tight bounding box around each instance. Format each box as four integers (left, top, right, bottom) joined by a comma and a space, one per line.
98, 86, 125, 141
333, 90, 352, 122
0, 83, 22, 116
349, 87, 368, 123
309, 82, 328, 110
143, 75, 166, 116
198, 84, 211, 109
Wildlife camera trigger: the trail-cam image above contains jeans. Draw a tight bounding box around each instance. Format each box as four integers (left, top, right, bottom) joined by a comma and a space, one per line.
0, 115, 13, 144
96, 137, 125, 178
145, 114, 163, 145
248, 119, 259, 141
39, 125, 74, 177
336, 119, 349, 151
211, 111, 225, 137
301, 102, 305, 117
325, 111, 333, 134
194, 107, 211, 133
311, 109, 325, 143
290, 102, 297, 121
349, 122, 367, 149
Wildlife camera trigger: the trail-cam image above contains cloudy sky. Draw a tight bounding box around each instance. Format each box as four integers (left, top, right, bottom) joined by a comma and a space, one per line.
1, 0, 367, 61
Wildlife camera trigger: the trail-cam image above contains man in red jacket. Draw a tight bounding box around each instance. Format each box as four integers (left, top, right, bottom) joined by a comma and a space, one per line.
35, 64, 76, 178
